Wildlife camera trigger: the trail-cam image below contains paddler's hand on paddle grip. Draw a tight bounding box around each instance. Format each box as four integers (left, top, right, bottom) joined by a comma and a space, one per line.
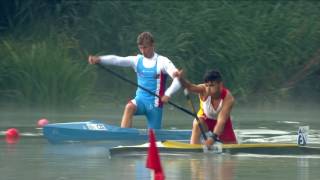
204, 137, 215, 147
204, 131, 220, 148
161, 95, 170, 103
204, 131, 214, 148
173, 69, 184, 79
88, 55, 101, 64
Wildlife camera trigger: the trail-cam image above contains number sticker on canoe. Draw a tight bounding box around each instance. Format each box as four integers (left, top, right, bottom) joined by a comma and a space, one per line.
86, 123, 106, 130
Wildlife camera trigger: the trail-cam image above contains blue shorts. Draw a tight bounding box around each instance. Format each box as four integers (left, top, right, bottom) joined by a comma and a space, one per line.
132, 97, 163, 129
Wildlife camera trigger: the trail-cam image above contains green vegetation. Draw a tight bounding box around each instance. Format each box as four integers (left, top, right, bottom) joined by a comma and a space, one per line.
0, 37, 95, 109
0, 1, 319, 110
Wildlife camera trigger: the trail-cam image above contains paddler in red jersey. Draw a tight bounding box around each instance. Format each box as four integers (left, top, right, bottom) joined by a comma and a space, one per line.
174, 69, 237, 146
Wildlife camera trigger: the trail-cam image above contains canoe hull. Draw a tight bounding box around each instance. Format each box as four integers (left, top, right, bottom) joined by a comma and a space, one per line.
109, 140, 320, 156
43, 120, 192, 143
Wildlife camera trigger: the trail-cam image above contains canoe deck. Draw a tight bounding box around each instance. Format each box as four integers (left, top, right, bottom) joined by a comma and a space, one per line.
109, 140, 320, 156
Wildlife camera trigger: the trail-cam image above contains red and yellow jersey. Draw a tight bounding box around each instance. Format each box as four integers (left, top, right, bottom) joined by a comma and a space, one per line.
197, 88, 228, 119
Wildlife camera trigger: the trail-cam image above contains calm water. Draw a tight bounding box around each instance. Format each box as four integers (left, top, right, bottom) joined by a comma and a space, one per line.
1, 104, 320, 180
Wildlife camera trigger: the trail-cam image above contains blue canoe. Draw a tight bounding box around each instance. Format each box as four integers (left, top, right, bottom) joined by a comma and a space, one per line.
43, 120, 192, 143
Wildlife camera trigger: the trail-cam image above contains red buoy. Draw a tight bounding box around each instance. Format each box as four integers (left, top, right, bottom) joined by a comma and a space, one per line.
5, 128, 20, 144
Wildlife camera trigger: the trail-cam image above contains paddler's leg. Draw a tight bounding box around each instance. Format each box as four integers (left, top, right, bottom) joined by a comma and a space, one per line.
190, 117, 208, 144
190, 119, 201, 144
121, 98, 146, 128
120, 101, 136, 128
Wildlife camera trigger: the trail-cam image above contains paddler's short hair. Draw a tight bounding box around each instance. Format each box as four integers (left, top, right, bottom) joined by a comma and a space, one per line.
203, 69, 222, 83
137, 32, 154, 45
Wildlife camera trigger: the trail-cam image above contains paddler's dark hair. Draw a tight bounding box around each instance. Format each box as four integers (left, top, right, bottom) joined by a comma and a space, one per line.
203, 69, 222, 83
137, 32, 154, 45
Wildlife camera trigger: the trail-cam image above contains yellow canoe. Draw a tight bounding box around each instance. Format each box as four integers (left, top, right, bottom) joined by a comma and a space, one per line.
109, 140, 320, 156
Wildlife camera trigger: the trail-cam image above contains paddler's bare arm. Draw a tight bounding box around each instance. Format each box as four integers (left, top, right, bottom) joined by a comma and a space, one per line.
214, 90, 234, 135
174, 69, 205, 94
204, 91, 234, 146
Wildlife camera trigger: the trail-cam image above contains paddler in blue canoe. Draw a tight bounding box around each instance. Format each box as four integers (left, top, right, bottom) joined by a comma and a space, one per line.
88, 32, 181, 129
174, 69, 238, 146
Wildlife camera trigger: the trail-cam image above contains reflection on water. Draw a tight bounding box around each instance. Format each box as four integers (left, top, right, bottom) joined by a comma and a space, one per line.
159, 153, 319, 180
189, 155, 235, 180
297, 157, 309, 180
1, 137, 320, 180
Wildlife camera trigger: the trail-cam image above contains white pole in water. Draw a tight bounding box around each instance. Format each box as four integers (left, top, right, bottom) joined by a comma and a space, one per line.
297, 126, 309, 146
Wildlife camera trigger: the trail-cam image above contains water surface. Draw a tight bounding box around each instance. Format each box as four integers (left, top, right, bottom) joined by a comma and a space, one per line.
1, 105, 320, 180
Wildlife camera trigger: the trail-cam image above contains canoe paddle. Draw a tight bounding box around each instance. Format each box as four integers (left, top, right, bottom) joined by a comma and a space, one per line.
184, 89, 223, 153
97, 63, 198, 119
183, 89, 208, 141
97, 63, 220, 152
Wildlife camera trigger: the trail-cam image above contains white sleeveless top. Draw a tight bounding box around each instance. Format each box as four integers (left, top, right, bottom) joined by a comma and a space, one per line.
197, 88, 227, 119
201, 96, 223, 119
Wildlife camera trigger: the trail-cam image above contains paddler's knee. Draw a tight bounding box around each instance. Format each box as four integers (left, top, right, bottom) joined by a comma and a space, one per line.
125, 101, 136, 113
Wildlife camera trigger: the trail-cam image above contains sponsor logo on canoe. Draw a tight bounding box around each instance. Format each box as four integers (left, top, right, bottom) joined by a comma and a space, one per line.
86, 123, 107, 131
